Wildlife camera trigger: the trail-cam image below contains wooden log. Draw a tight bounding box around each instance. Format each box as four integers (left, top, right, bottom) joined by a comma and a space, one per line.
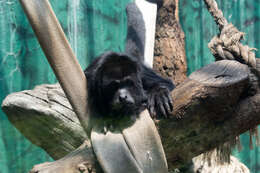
158, 60, 252, 167
19, 0, 89, 133
29, 141, 102, 173
2, 84, 86, 159
3, 60, 258, 171
154, 0, 187, 85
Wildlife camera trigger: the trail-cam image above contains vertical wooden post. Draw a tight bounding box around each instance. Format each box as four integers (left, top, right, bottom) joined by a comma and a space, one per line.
19, 0, 89, 131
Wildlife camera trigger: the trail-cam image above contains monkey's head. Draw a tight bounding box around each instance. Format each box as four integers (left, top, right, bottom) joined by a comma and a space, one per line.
85, 52, 147, 117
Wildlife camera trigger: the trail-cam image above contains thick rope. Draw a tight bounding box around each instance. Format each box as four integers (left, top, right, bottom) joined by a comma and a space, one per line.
202, 0, 259, 165
204, 0, 257, 68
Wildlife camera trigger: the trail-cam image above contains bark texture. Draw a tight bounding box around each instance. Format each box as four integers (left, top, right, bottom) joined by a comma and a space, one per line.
153, 0, 187, 85
4, 60, 260, 172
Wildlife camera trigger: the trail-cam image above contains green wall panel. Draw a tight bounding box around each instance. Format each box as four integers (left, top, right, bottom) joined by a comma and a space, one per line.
0, 1, 55, 173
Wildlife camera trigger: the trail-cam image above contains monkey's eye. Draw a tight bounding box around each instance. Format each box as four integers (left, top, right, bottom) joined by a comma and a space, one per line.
107, 80, 120, 88
111, 80, 120, 86
124, 79, 135, 86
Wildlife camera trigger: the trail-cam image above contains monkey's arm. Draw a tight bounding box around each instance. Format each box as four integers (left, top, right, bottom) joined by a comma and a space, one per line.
141, 65, 175, 90
141, 65, 175, 118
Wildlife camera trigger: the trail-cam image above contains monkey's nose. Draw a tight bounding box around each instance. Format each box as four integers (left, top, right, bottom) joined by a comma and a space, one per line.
117, 89, 134, 104
119, 94, 128, 102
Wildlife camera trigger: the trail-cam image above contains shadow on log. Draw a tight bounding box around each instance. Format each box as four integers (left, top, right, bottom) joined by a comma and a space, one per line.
3, 59, 260, 172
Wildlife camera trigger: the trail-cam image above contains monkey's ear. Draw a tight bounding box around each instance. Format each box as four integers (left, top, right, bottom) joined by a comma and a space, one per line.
84, 52, 118, 79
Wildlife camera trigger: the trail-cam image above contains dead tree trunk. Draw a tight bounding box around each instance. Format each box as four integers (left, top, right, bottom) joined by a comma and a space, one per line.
154, 0, 187, 85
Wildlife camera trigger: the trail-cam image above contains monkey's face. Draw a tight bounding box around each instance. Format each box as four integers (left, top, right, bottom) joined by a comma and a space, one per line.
101, 63, 147, 116
85, 52, 148, 117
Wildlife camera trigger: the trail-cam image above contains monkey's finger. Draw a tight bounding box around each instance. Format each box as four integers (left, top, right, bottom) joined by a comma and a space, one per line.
162, 95, 171, 117
161, 94, 171, 111
148, 107, 155, 118
161, 88, 173, 109
157, 98, 167, 118
167, 94, 174, 112
148, 95, 156, 118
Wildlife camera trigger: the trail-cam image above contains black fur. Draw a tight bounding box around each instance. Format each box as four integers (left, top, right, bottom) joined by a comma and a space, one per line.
84, 2, 175, 118
125, 3, 146, 61
84, 51, 174, 118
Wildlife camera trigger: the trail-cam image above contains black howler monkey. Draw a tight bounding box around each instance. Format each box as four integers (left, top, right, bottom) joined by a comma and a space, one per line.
84, 51, 174, 118
84, 2, 175, 118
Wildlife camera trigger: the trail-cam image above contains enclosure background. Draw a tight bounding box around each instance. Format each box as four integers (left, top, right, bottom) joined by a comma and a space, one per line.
0, 0, 259, 172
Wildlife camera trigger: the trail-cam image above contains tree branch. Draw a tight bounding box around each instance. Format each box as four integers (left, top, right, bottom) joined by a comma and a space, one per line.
4, 59, 260, 171
154, 0, 187, 85
19, 0, 89, 133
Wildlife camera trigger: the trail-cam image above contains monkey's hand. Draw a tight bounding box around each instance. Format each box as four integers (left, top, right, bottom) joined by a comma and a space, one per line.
147, 86, 173, 118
